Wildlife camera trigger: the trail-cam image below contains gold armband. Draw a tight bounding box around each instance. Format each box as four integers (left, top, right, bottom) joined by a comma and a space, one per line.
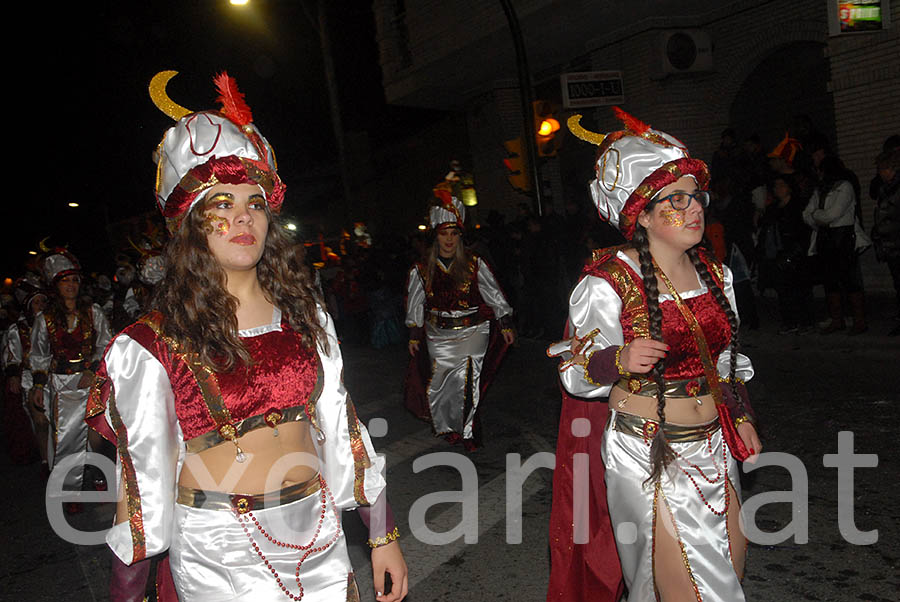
367, 526, 400, 549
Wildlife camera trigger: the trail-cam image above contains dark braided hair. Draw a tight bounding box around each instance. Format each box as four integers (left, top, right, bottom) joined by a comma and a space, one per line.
632, 225, 675, 485
688, 247, 743, 414
631, 226, 744, 485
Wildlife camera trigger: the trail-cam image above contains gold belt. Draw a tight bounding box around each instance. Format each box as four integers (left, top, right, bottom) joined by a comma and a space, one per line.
426, 313, 485, 330
612, 411, 720, 443
615, 375, 710, 398
184, 405, 309, 454
177, 473, 322, 513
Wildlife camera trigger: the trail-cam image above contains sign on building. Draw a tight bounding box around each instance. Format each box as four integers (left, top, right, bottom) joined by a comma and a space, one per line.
560, 71, 624, 109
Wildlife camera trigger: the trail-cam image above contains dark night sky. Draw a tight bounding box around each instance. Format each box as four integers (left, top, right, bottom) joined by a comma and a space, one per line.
8, 1, 434, 278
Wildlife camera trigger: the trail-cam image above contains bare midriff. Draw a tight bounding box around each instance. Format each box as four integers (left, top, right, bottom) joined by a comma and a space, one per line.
608, 384, 718, 425
179, 420, 319, 493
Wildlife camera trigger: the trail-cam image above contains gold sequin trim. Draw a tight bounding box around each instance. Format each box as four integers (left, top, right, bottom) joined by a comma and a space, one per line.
346, 396, 372, 506
108, 389, 147, 561
367, 526, 400, 549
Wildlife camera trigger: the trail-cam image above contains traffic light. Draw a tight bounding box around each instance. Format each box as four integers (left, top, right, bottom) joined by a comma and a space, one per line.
503, 137, 531, 192
533, 100, 561, 156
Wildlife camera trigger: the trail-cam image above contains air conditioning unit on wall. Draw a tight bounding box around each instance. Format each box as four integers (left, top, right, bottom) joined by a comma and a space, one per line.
659, 29, 713, 74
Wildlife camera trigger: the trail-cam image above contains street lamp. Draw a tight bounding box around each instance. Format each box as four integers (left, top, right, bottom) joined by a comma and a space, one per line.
68, 202, 80, 208
230, 0, 250, 6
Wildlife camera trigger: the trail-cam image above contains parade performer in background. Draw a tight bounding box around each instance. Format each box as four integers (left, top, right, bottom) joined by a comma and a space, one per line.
2, 273, 48, 465
29, 248, 112, 500
547, 110, 761, 602
404, 183, 514, 451
122, 241, 166, 321
86, 71, 407, 602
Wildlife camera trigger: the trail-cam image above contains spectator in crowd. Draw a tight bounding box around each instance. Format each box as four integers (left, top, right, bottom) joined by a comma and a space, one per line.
871, 148, 900, 336
803, 156, 867, 334
757, 174, 814, 333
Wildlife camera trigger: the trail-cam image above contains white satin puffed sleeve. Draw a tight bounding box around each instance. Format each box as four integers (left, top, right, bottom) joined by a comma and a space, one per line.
476, 257, 513, 319
404, 265, 426, 328
2, 323, 22, 371
313, 306, 387, 510
28, 313, 51, 379
557, 275, 624, 399
91, 304, 113, 363
96, 334, 184, 565
717, 264, 754, 383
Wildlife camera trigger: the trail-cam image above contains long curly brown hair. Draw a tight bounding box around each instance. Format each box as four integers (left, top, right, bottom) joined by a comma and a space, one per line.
150, 203, 326, 372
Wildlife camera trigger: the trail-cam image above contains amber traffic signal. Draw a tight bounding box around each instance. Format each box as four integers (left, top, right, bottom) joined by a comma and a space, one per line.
533, 100, 561, 157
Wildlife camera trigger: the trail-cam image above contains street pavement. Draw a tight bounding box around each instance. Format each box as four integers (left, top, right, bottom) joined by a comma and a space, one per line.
2, 292, 899, 601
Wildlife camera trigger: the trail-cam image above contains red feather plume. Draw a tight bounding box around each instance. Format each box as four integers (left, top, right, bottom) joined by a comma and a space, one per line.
613, 106, 650, 135
214, 72, 254, 126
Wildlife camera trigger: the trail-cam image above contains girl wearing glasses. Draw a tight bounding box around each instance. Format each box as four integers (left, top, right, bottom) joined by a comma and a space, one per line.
548, 109, 761, 602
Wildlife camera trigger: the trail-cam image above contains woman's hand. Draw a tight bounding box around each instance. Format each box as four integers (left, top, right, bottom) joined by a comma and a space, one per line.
408, 340, 420, 356
501, 329, 515, 346
30, 387, 45, 411
737, 421, 762, 464
372, 540, 408, 601
8, 375, 21, 395
618, 338, 668, 374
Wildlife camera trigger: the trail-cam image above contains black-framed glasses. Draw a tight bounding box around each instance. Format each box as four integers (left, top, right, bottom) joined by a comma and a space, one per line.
654, 190, 710, 210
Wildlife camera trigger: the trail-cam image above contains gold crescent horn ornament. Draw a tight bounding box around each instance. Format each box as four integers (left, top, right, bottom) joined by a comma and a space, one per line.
567, 114, 606, 146
149, 71, 193, 121
38, 237, 52, 253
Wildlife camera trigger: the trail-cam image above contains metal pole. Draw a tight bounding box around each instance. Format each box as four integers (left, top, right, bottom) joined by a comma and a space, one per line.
317, 0, 353, 226
499, 0, 542, 216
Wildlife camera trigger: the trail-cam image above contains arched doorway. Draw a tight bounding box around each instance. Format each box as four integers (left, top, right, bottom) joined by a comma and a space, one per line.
730, 41, 835, 154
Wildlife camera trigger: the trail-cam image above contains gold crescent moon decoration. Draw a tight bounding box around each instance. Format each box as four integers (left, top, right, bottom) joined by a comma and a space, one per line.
567, 115, 606, 146
149, 71, 193, 121
38, 237, 52, 253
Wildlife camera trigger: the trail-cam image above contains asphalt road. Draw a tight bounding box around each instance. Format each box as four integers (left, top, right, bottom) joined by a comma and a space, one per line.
2, 292, 898, 601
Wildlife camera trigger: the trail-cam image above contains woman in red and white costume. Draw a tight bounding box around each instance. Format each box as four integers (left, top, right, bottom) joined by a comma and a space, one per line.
30, 249, 112, 495
86, 72, 407, 602
404, 184, 514, 450
547, 110, 762, 602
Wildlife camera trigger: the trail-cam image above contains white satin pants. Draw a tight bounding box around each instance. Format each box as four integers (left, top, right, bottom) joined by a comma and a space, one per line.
425, 321, 490, 438
170, 481, 356, 601
602, 410, 744, 602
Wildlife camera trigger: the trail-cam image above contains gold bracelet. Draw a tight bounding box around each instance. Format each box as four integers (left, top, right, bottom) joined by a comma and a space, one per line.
614, 346, 631, 377
367, 526, 400, 549
409, 339, 420, 344
733, 415, 752, 428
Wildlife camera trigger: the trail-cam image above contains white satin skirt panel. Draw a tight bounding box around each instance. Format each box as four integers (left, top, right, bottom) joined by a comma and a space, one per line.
169, 482, 354, 601
602, 410, 744, 602
425, 321, 490, 438
49, 373, 90, 490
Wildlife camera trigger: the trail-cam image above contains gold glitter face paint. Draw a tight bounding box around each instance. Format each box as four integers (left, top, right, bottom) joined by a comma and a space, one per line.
659, 207, 686, 228
203, 213, 231, 236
